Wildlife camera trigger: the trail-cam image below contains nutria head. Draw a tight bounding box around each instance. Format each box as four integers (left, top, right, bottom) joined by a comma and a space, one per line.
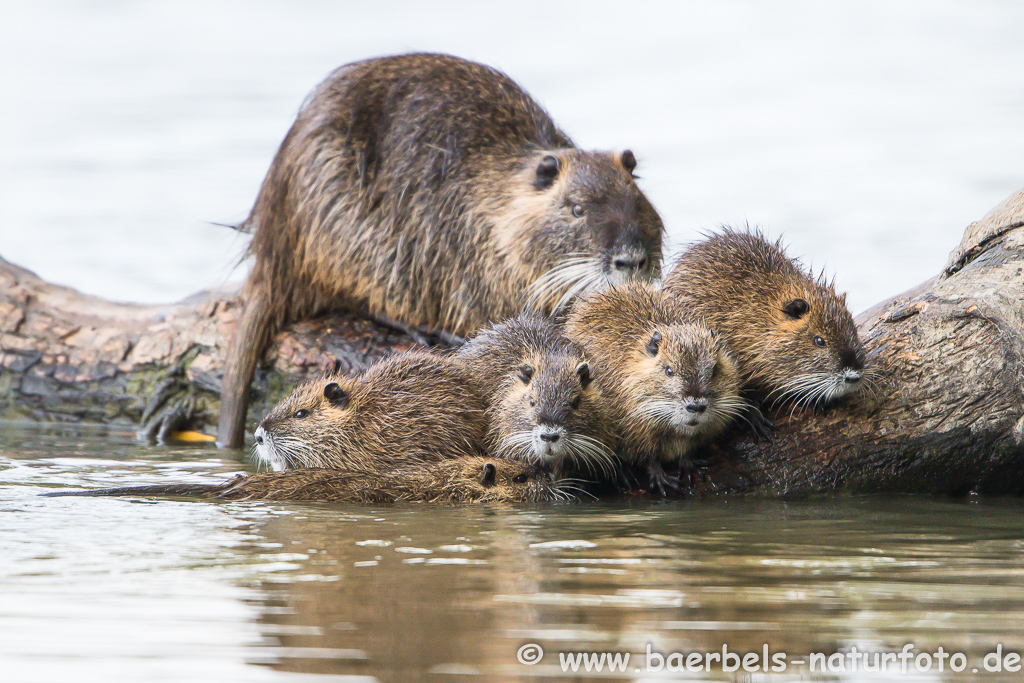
757, 280, 866, 408
253, 375, 363, 472
621, 323, 744, 440
496, 149, 664, 313
457, 312, 617, 479
464, 457, 574, 503
490, 351, 615, 479
252, 352, 488, 471
664, 227, 867, 408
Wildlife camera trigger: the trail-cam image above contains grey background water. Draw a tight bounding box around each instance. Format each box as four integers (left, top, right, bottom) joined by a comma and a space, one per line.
3, 2, 1024, 682
2, 1, 1023, 313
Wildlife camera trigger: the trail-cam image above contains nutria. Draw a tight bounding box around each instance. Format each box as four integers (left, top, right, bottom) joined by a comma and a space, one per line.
662, 227, 866, 409
456, 313, 617, 480
218, 52, 665, 448
253, 350, 488, 471
565, 282, 744, 495
41, 457, 570, 504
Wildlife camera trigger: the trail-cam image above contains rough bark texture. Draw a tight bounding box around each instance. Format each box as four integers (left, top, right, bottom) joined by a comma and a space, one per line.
1, 189, 1022, 495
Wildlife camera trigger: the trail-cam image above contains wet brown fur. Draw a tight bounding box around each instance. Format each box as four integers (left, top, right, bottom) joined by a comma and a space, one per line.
218, 53, 664, 447
564, 283, 744, 485
43, 458, 566, 504
456, 313, 617, 480
253, 351, 488, 471
662, 227, 866, 408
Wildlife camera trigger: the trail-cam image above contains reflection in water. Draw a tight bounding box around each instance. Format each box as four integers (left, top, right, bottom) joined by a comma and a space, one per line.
4, 427, 1024, 682
242, 499, 1024, 681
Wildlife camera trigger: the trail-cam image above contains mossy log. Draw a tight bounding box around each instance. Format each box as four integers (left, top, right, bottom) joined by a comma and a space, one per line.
2, 189, 1022, 495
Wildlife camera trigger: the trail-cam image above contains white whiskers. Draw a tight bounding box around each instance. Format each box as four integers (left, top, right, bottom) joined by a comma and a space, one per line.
526, 254, 606, 315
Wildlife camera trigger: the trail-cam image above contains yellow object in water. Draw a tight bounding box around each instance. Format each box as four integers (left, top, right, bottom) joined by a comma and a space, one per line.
171, 430, 217, 443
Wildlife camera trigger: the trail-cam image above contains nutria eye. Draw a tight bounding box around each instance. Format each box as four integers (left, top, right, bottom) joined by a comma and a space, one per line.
572, 204, 585, 218
664, 366, 674, 377
710, 362, 718, 378
512, 474, 529, 484
814, 336, 827, 348
570, 396, 581, 410
293, 409, 310, 419
529, 397, 535, 407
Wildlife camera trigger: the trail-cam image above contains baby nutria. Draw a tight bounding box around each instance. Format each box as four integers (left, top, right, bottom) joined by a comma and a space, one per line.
252, 350, 488, 471
662, 227, 866, 410
218, 52, 665, 448
565, 283, 744, 495
42, 457, 569, 504
456, 313, 617, 480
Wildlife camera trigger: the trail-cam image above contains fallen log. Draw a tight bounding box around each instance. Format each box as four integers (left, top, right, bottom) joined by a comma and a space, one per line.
1, 189, 1022, 495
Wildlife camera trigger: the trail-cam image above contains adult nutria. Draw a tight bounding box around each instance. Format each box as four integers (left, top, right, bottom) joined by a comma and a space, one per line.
565, 283, 744, 495
42, 458, 569, 504
662, 227, 866, 409
456, 313, 617, 480
218, 52, 665, 448
253, 350, 488, 471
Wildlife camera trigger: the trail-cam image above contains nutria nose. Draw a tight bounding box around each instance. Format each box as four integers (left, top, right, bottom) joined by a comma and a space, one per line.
254, 426, 265, 445
540, 432, 560, 443
685, 403, 708, 414
613, 256, 646, 272
844, 372, 862, 384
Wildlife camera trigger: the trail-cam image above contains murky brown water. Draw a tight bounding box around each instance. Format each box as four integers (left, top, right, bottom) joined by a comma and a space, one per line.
4, 423, 1024, 682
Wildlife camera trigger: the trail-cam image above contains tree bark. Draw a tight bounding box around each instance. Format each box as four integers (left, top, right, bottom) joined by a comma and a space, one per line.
2, 190, 1022, 495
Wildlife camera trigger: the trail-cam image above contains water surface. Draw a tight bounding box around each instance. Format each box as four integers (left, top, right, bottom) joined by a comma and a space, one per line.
4, 426, 1024, 682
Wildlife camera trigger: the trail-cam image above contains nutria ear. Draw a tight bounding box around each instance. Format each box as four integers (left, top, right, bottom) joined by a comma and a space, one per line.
575, 362, 591, 389
533, 154, 561, 190
479, 462, 497, 487
517, 364, 535, 384
645, 330, 662, 356
782, 298, 810, 319
323, 382, 350, 407
621, 150, 637, 174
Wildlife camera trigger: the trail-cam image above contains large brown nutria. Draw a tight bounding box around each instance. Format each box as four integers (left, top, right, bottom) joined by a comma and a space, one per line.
252, 351, 488, 471
662, 227, 866, 409
456, 313, 617, 480
41, 457, 569, 504
565, 283, 744, 495
218, 52, 665, 448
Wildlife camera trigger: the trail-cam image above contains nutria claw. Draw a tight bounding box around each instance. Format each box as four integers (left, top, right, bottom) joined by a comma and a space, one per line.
746, 406, 778, 442
647, 462, 682, 498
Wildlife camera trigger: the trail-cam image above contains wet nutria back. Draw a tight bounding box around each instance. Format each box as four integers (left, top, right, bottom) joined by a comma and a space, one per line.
252, 351, 488, 471
662, 227, 866, 408
456, 312, 617, 480
218, 52, 665, 448
565, 282, 743, 493
43, 458, 566, 504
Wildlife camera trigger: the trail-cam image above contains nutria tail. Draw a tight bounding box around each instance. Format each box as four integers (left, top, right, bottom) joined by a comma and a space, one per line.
40, 479, 241, 498
217, 290, 276, 449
